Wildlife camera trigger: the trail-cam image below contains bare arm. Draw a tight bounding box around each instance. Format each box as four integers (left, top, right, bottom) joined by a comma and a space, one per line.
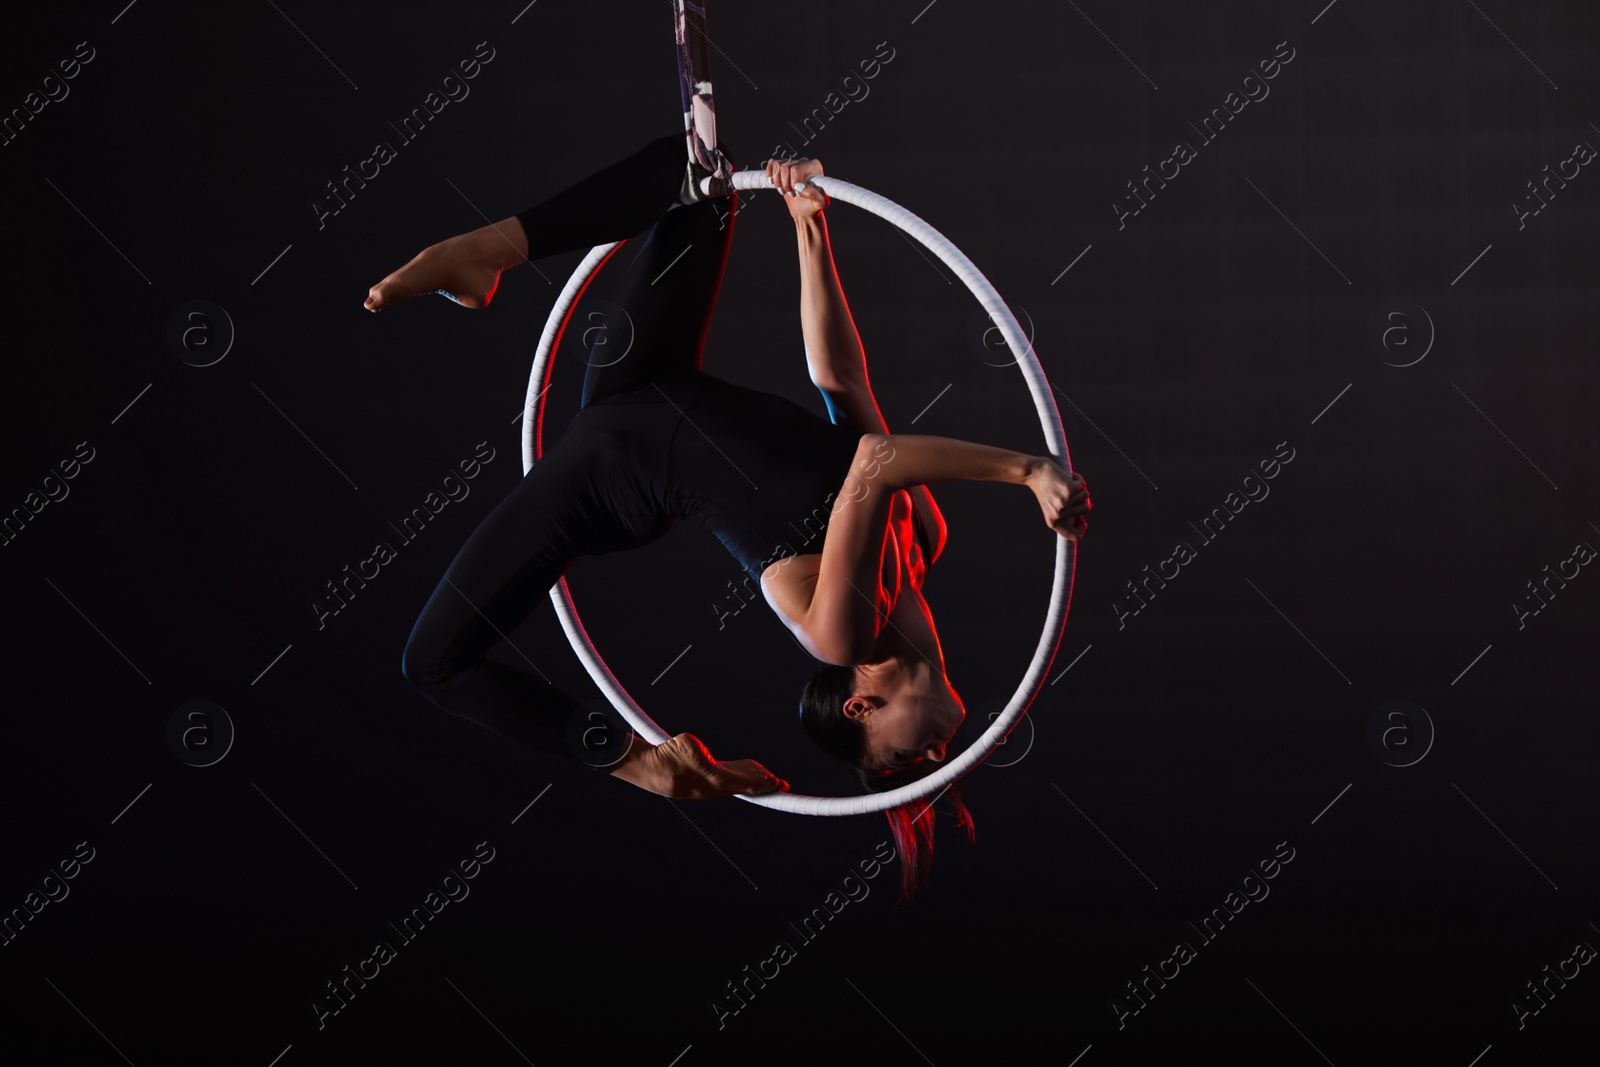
763, 158, 871, 406
794, 214, 876, 411
798, 433, 1089, 663
764, 162, 1092, 661
769, 156, 950, 563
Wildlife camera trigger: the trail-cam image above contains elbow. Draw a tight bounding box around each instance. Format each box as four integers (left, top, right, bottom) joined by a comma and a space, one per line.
854, 431, 891, 462
811, 368, 864, 399
853, 432, 899, 488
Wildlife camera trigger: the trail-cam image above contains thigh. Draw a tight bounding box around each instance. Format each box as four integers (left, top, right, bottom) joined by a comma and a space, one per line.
403, 443, 601, 685
581, 173, 741, 407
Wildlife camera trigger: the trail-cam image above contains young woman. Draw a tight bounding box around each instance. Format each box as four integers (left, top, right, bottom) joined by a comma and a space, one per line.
367, 135, 1089, 893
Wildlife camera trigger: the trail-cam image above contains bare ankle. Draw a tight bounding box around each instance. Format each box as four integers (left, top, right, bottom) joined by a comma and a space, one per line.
478, 217, 529, 272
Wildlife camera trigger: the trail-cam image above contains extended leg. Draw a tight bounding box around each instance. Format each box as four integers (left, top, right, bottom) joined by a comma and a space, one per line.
400, 443, 633, 767
366, 135, 708, 312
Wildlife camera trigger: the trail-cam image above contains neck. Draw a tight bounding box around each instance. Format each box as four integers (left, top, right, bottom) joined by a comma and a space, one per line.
857, 647, 939, 695
866, 616, 942, 673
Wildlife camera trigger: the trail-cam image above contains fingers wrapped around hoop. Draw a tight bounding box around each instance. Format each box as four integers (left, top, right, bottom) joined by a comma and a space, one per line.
765, 157, 829, 217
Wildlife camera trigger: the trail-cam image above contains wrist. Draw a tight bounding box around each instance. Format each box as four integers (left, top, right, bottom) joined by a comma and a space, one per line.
794, 213, 826, 240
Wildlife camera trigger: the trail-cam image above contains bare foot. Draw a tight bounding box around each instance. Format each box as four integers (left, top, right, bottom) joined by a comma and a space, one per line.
609, 733, 788, 799
364, 216, 530, 312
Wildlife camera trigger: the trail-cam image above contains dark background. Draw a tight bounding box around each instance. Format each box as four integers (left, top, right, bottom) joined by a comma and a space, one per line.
2, 1, 1597, 1064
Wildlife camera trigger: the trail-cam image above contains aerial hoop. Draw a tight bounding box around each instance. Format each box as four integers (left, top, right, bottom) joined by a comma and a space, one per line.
521, 170, 1076, 815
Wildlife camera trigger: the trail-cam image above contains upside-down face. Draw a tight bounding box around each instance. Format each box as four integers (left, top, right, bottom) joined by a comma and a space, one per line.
848, 668, 966, 772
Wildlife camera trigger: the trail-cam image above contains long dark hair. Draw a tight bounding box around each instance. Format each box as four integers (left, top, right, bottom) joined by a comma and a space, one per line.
799, 663, 975, 902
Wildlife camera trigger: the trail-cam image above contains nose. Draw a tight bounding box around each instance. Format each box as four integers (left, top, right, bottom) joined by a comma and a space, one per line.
926, 742, 947, 762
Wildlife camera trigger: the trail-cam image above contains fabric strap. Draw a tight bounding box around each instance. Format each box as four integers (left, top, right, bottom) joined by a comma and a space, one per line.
672, 0, 733, 200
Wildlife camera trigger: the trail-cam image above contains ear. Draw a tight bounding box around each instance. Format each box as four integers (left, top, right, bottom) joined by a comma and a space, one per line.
841, 695, 873, 721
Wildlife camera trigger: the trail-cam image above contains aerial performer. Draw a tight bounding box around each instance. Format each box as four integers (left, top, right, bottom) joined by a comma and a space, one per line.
364, 1, 1090, 897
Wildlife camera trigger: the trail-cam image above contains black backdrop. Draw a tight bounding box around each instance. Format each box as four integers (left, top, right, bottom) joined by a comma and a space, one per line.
3, 2, 1597, 1064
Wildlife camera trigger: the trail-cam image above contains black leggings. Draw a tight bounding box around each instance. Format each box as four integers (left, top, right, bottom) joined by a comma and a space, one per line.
400, 129, 877, 773
400, 134, 736, 767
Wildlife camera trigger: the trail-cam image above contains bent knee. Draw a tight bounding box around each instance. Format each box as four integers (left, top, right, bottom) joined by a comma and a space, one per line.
399, 640, 448, 692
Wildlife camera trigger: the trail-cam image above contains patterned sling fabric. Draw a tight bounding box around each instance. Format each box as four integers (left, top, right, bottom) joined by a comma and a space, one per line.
673, 0, 735, 201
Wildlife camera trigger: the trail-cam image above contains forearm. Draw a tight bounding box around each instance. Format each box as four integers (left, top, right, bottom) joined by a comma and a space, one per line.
795, 214, 873, 393
858, 432, 1039, 493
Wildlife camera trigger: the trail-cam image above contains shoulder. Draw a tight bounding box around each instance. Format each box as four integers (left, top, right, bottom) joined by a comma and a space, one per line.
758, 554, 826, 652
